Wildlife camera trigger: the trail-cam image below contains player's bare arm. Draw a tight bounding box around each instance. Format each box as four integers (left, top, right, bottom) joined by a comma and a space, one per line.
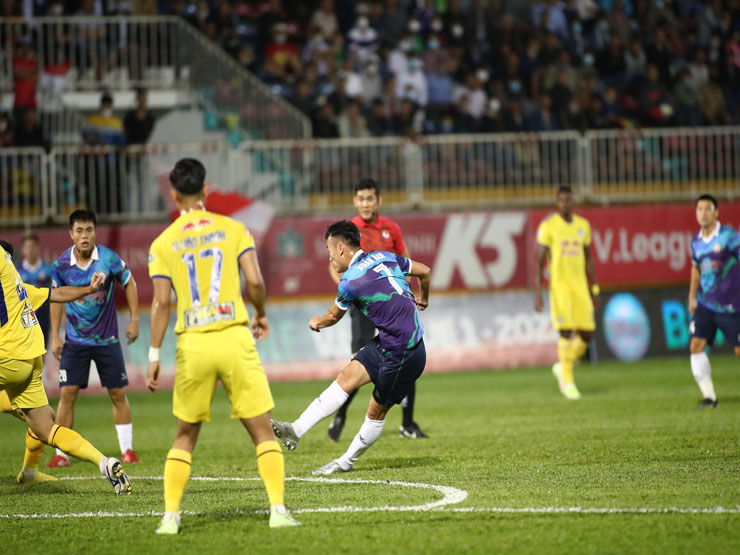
239, 248, 270, 342
408, 258, 431, 310
146, 277, 171, 392
534, 244, 549, 312
48, 271, 106, 303
688, 264, 700, 315
584, 244, 600, 311
50, 290, 65, 360
309, 303, 347, 332
124, 276, 139, 344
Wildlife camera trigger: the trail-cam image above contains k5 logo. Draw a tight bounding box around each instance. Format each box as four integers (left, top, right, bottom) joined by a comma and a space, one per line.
432, 213, 527, 289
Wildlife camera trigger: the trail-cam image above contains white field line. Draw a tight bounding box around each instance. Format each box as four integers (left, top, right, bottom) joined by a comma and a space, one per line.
2, 476, 738, 518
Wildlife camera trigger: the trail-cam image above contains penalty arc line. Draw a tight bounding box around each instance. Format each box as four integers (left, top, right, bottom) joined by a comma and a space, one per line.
2, 476, 739, 518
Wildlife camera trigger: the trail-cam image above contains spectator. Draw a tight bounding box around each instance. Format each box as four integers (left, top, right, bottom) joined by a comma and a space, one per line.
292, 79, 316, 116
698, 68, 728, 126
639, 64, 672, 126
359, 55, 383, 102
596, 35, 627, 86
393, 98, 422, 138
264, 23, 301, 85
337, 99, 369, 138
367, 98, 393, 136
313, 100, 339, 138
347, 12, 379, 66
672, 69, 701, 126
646, 27, 673, 85
12, 36, 39, 124
452, 95, 477, 133
427, 61, 455, 109
377, 0, 408, 46
503, 98, 528, 132
528, 93, 560, 131
395, 55, 428, 107
479, 98, 505, 133
532, 0, 570, 42
388, 32, 413, 76
310, 0, 338, 39
83, 92, 126, 146
688, 49, 710, 91
124, 88, 155, 145
548, 68, 574, 122
625, 36, 647, 78
14, 107, 48, 150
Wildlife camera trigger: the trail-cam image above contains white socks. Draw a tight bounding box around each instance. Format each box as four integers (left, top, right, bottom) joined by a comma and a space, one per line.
99, 456, 108, 475
338, 416, 385, 470
292, 381, 349, 437
115, 423, 133, 453
56, 448, 69, 459
690, 352, 717, 401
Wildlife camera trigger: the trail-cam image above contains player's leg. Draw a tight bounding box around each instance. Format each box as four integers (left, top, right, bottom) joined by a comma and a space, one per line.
689, 304, 718, 407
49, 343, 89, 467
328, 307, 376, 442
223, 326, 299, 528
316, 339, 426, 475
274, 339, 379, 449
399, 382, 427, 439
1, 390, 57, 483
156, 333, 218, 534
95, 343, 139, 462
9, 357, 130, 493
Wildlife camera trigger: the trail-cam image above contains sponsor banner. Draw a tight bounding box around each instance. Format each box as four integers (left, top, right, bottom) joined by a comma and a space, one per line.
593, 288, 736, 362
263, 211, 530, 296
41, 291, 559, 396
530, 202, 740, 286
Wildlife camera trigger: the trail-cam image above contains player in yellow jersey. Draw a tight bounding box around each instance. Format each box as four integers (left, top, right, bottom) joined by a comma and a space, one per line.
0, 240, 131, 493
145, 158, 299, 535
534, 186, 600, 400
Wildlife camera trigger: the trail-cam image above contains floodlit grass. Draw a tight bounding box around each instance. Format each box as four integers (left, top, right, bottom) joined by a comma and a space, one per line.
2, 356, 739, 554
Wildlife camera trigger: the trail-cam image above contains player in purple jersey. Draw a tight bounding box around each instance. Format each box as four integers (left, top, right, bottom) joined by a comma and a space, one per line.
688, 194, 740, 408
46, 209, 141, 468
271, 221, 431, 475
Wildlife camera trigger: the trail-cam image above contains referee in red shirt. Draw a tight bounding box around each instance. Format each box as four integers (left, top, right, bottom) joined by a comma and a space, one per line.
327, 178, 427, 441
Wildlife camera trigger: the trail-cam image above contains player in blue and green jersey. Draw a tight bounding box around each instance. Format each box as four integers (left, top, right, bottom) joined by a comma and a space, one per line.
688, 194, 740, 408
271, 220, 431, 475
17, 233, 53, 345
47, 209, 141, 468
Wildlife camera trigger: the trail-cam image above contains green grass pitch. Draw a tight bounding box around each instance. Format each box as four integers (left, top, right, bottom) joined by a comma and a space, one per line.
1, 356, 739, 554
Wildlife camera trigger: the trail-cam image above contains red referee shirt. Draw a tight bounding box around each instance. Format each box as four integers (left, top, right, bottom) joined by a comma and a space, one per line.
352, 214, 407, 255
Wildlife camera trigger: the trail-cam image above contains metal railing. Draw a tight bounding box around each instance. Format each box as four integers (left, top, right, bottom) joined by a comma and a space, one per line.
1, 16, 311, 141
2, 127, 740, 226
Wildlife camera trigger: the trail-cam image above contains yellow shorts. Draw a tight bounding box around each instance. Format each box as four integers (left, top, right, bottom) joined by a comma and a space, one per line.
550, 286, 595, 332
0, 356, 48, 411
173, 325, 274, 423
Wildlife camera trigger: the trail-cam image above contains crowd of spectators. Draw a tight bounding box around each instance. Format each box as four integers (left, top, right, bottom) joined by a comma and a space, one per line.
2, 0, 740, 140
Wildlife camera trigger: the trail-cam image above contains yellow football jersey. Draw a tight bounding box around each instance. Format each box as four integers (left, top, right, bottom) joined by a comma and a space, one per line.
536, 213, 592, 293
0, 248, 46, 360
148, 209, 255, 335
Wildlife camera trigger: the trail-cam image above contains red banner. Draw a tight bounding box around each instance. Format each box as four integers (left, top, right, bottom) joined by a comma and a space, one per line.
530, 201, 740, 286
262, 211, 530, 295
4, 201, 738, 303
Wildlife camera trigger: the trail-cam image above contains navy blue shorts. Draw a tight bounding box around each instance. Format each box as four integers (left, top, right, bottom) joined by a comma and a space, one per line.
58, 342, 129, 389
690, 303, 740, 347
353, 337, 426, 407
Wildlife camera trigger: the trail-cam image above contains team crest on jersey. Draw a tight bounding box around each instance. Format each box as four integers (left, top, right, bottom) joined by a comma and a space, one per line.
577, 229, 584, 236
181, 218, 212, 233
713, 243, 722, 254
382, 230, 391, 239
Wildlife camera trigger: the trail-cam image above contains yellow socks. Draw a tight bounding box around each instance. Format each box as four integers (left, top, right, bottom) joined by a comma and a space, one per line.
256, 440, 285, 507
164, 449, 192, 513
23, 430, 45, 471
571, 335, 589, 363
557, 337, 575, 385
47, 424, 103, 466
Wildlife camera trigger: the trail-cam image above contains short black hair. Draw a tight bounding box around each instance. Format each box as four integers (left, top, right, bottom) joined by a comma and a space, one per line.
101, 92, 113, 105
696, 193, 718, 209
557, 185, 573, 196
325, 220, 361, 249
0, 240, 14, 256
170, 158, 206, 195
22, 232, 39, 244
354, 177, 380, 196
69, 209, 97, 228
